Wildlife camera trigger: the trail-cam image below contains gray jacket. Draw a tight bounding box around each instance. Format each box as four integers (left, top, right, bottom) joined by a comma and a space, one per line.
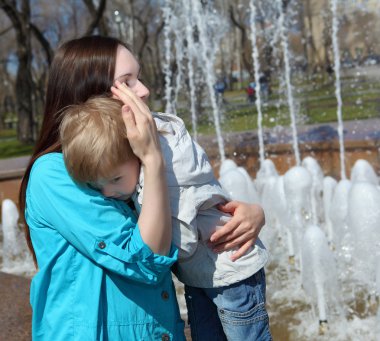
133, 112, 268, 288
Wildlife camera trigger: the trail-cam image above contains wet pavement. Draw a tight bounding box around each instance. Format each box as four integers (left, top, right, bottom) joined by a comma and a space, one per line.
0, 272, 191, 340
0, 272, 31, 341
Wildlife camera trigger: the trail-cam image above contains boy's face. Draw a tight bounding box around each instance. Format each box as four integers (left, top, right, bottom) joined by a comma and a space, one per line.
96, 157, 140, 200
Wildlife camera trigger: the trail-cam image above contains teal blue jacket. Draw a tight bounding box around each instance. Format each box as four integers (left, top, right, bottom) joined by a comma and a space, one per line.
26, 153, 185, 340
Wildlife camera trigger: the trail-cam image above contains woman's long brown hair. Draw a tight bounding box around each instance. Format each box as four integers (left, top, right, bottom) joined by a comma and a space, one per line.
19, 36, 130, 266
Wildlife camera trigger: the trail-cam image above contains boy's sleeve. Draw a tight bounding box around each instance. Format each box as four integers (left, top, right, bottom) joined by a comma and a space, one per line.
171, 216, 199, 260
135, 181, 199, 261
26, 155, 177, 284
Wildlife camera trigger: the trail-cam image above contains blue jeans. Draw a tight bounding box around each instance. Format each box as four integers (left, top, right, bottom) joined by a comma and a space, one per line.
184, 268, 272, 341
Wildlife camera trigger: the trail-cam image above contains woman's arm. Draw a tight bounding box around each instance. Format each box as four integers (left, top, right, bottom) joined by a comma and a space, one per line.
27, 154, 176, 283
209, 201, 265, 261
112, 81, 171, 255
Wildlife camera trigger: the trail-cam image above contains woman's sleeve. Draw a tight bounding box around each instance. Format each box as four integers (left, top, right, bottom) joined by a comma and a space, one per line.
26, 155, 177, 284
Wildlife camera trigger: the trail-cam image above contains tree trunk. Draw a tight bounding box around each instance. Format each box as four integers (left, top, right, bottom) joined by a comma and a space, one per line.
1, 0, 35, 143
16, 44, 34, 143
229, 5, 251, 77
304, 0, 322, 71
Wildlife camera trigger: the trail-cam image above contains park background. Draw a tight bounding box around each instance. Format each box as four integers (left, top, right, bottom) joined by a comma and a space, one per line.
0, 0, 380, 340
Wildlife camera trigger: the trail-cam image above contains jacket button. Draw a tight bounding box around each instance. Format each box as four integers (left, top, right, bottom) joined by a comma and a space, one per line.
98, 241, 106, 249
161, 291, 169, 300
161, 333, 170, 341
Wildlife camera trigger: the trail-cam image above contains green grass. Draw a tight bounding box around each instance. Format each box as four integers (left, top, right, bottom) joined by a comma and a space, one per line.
0, 129, 17, 139
0, 75, 379, 159
0, 129, 34, 159
0, 139, 34, 159
179, 92, 379, 135
178, 75, 380, 135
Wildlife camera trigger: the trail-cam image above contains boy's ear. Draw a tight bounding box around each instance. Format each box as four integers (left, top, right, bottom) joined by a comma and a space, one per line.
122, 105, 130, 113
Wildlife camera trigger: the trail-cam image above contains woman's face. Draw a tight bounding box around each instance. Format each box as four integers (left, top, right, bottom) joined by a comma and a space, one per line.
114, 46, 150, 102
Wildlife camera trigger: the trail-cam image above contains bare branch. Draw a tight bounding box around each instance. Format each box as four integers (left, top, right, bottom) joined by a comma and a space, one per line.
29, 23, 53, 65
0, 25, 12, 36
82, 0, 107, 36
0, 0, 23, 35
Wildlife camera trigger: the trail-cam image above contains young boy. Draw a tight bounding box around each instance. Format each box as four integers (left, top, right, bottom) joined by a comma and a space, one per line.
60, 96, 271, 340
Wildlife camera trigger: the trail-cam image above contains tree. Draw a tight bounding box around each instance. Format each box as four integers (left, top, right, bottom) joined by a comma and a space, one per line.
110, 0, 165, 99
0, 0, 109, 143
303, 0, 324, 72
0, 0, 35, 143
83, 0, 108, 36
229, 4, 252, 76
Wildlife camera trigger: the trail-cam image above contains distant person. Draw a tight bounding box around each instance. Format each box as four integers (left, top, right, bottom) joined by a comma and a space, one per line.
60, 91, 272, 341
214, 78, 227, 104
259, 74, 269, 102
326, 64, 334, 80
247, 82, 256, 104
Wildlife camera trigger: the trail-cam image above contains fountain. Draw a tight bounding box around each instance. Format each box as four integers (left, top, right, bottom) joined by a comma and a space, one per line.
347, 181, 380, 292
218, 156, 379, 340
248, 0, 265, 164
219, 159, 259, 204
162, 0, 227, 161
282, 166, 312, 260
322, 176, 337, 243
276, 0, 301, 166
1, 199, 33, 275
182, 1, 198, 141
301, 224, 340, 330
0, 1, 379, 340
185, 1, 379, 338
162, 0, 175, 115
330, 0, 347, 180
329, 178, 351, 248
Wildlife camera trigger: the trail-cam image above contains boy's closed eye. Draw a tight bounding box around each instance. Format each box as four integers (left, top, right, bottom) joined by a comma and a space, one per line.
87, 182, 102, 191
111, 176, 122, 184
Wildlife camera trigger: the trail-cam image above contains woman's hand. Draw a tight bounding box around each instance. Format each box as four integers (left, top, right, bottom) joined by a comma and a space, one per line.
111, 81, 171, 255
209, 201, 265, 262
111, 81, 161, 166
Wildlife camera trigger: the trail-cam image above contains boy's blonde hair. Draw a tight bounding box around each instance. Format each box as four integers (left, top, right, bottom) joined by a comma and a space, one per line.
60, 97, 133, 183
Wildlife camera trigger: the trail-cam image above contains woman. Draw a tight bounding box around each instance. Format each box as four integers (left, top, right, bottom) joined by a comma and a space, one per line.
19, 36, 265, 340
